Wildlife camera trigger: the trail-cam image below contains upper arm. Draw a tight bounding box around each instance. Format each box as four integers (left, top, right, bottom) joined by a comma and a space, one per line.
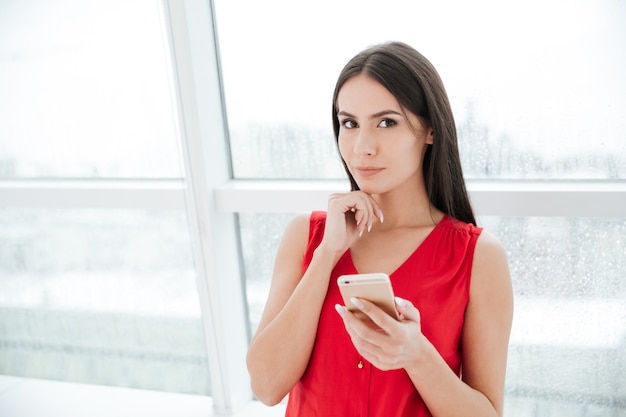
251, 211, 312, 339
461, 231, 514, 415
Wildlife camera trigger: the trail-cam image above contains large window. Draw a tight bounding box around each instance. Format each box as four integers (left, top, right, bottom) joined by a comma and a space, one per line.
0, 0, 209, 396
214, 0, 626, 415
215, 0, 626, 181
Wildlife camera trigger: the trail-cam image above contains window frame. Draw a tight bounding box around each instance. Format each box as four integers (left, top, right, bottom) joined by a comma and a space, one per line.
213, 179, 626, 217
160, 0, 250, 413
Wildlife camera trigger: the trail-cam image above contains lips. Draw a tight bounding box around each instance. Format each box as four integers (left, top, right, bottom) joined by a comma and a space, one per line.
353, 166, 384, 177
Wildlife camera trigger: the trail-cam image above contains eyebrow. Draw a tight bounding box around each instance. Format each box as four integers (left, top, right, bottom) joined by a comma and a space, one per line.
337, 110, 403, 119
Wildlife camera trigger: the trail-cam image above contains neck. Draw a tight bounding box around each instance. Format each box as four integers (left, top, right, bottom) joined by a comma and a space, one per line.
371, 183, 442, 229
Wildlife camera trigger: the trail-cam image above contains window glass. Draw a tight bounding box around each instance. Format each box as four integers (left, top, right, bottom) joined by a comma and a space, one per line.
0, 0, 209, 395
239, 213, 626, 414
239, 213, 293, 330
214, 0, 626, 180
0, 0, 182, 178
0, 208, 210, 394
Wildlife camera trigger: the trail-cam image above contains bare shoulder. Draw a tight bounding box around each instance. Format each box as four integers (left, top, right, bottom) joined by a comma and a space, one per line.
277, 211, 312, 256
271, 211, 314, 286
286, 211, 313, 234
470, 229, 513, 306
473, 230, 509, 277
475, 229, 507, 260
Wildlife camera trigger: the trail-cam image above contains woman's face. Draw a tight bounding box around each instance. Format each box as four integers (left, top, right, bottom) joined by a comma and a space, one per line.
336, 74, 433, 195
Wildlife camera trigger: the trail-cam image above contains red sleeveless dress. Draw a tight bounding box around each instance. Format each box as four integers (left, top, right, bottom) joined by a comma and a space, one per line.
285, 211, 482, 417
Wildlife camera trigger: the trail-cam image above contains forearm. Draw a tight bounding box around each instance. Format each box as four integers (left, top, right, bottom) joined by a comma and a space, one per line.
406, 339, 500, 417
246, 246, 342, 405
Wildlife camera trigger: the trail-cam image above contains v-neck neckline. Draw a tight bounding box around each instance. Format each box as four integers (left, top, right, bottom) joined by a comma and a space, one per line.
346, 214, 449, 277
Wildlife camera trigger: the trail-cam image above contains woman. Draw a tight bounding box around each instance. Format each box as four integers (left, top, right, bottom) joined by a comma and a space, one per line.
246, 41, 513, 417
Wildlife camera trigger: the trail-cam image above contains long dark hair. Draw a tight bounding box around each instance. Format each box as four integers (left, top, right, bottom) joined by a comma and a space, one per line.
332, 41, 476, 226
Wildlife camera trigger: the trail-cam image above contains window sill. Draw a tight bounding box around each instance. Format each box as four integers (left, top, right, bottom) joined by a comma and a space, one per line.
1, 178, 625, 217
0, 375, 284, 417
214, 179, 626, 217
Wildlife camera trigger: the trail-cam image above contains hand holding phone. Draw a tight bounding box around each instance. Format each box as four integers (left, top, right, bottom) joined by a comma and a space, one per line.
337, 273, 399, 321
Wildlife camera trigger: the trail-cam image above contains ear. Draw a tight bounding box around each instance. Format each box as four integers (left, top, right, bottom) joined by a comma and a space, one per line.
426, 128, 434, 145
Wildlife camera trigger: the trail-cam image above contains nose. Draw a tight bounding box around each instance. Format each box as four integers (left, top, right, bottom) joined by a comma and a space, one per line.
353, 128, 377, 156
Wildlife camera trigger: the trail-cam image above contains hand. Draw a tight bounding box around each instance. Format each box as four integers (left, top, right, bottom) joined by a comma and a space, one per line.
319, 191, 384, 254
335, 296, 425, 371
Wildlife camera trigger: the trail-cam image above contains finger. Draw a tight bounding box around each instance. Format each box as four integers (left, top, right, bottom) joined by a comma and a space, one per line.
335, 303, 348, 319
350, 297, 398, 335
349, 197, 374, 236
327, 194, 362, 233
360, 194, 382, 235
368, 197, 384, 225
360, 194, 384, 233
395, 297, 420, 322
337, 303, 388, 356
336, 300, 380, 334
329, 192, 381, 237
336, 303, 401, 370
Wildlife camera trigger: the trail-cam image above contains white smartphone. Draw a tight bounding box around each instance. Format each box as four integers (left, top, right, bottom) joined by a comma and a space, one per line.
337, 273, 399, 320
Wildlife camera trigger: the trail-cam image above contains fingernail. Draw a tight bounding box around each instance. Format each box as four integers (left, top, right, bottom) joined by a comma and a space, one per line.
350, 297, 365, 309
335, 304, 346, 317
378, 210, 384, 223
367, 220, 373, 232
395, 297, 408, 307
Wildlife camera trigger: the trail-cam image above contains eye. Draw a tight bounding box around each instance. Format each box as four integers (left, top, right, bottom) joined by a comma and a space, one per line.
378, 118, 397, 128
340, 119, 358, 129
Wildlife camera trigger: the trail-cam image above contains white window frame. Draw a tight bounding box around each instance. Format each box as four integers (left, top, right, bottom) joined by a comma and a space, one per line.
2, 179, 625, 216
161, 0, 250, 414
213, 179, 626, 217
1, 0, 626, 415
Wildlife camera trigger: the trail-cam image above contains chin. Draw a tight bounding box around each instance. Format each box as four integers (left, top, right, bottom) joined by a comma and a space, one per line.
354, 183, 387, 195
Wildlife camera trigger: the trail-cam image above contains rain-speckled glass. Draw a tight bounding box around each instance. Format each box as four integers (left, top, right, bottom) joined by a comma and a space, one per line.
0, 208, 209, 394
215, 0, 626, 180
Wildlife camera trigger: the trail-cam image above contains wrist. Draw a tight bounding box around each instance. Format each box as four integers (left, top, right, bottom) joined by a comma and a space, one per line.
313, 244, 345, 266
405, 334, 439, 376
